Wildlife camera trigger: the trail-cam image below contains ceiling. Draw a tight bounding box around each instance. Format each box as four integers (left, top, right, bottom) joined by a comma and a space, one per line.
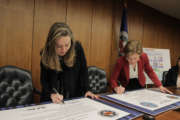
137, 0, 180, 20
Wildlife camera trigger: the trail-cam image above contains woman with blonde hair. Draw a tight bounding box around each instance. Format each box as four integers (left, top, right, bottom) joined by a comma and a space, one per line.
110, 40, 172, 94
40, 22, 97, 103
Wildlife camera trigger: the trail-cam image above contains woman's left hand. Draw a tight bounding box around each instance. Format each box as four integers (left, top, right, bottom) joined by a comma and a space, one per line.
159, 85, 173, 94
85, 91, 99, 99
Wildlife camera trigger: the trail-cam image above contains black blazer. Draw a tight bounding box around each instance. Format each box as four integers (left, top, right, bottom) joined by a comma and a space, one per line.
40, 41, 89, 102
164, 65, 179, 86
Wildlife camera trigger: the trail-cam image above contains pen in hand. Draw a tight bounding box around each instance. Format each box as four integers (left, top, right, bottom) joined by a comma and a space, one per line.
53, 88, 64, 104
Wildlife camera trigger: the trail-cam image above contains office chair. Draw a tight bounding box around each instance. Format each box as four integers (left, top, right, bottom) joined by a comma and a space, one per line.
161, 71, 168, 86
0, 65, 34, 108
88, 66, 107, 94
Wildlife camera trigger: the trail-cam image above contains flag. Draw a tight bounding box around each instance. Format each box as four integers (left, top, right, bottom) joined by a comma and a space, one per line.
118, 4, 128, 56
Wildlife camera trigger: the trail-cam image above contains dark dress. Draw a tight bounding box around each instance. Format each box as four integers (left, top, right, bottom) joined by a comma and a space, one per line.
163, 65, 179, 86
40, 41, 89, 102
126, 78, 143, 91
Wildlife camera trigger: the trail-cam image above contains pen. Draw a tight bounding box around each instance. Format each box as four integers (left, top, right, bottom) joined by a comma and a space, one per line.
53, 88, 64, 104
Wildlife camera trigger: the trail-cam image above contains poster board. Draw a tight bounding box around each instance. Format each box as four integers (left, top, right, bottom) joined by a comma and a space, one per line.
0, 98, 143, 120
101, 89, 180, 116
143, 48, 171, 84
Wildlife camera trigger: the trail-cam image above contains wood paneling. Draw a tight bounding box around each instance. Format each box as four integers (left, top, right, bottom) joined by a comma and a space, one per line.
66, 0, 93, 65
137, 1, 180, 66
32, 0, 67, 95
0, 0, 34, 70
143, 14, 157, 48
110, 0, 121, 75
128, 1, 144, 42
90, 0, 113, 78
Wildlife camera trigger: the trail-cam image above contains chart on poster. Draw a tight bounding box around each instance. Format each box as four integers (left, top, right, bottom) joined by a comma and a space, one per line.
143, 48, 171, 84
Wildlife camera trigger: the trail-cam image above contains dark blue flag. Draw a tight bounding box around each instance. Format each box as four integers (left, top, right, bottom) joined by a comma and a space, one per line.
119, 5, 128, 56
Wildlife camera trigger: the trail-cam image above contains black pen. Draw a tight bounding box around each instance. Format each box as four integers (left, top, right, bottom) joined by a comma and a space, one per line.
53, 88, 64, 104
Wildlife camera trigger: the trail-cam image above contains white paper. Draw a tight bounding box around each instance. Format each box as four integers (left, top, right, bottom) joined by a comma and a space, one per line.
143, 48, 171, 84
0, 98, 130, 120
108, 89, 180, 111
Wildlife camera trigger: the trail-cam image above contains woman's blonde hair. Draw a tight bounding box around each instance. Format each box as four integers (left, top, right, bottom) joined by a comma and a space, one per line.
41, 22, 75, 71
124, 40, 142, 56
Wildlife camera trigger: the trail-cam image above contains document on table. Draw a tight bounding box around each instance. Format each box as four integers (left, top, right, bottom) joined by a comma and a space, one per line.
0, 98, 130, 120
107, 89, 180, 111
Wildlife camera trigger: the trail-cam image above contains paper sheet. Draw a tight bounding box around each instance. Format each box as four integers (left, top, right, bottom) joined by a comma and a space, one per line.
0, 98, 130, 120
108, 89, 180, 111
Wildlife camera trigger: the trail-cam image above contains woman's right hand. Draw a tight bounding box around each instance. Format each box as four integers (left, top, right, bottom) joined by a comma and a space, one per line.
114, 86, 125, 94
50, 93, 64, 104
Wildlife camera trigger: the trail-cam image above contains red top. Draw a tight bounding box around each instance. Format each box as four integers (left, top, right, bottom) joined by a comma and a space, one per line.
110, 53, 162, 89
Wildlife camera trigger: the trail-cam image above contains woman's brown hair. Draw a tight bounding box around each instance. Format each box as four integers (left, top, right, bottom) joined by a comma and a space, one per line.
41, 22, 75, 71
124, 40, 142, 56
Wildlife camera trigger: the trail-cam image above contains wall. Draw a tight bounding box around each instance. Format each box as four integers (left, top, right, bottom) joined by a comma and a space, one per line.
112, 0, 180, 69
0, 0, 180, 102
0, 0, 34, 70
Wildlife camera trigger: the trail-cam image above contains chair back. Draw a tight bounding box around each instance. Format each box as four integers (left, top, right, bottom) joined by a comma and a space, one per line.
0, 65, 33, 108
88, 66, 107, 94
162, 71, 168, 86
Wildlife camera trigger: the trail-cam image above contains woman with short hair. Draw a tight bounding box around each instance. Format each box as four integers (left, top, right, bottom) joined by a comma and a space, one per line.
110, 40, 172, 94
